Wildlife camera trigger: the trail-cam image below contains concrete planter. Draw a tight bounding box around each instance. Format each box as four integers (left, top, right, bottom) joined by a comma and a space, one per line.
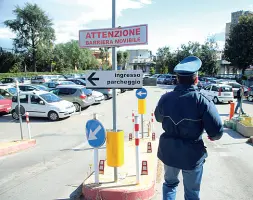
236, 121, 253, 137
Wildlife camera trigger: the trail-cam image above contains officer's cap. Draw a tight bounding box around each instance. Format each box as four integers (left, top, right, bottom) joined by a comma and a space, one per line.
174, 56, 202, 76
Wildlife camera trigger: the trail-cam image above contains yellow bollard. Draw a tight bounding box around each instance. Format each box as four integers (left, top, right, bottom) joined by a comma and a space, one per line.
106, 130, 124, 167
138, 99, 146, 114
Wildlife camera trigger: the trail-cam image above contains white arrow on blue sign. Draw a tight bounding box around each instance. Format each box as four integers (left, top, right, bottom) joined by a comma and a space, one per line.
136, 88, 147, 99
86, 119, 106, 148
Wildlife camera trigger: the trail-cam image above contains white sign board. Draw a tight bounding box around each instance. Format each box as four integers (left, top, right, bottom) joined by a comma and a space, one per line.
86, 70, 143, 89
79, 24, 148, 48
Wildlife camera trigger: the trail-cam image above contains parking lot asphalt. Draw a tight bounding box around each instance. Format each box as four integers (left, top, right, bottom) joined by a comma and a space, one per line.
0, 87, 163, 200
0, 85, 252, 200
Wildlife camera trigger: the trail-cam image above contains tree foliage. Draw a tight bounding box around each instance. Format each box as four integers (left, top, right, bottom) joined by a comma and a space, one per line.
4, 3, 55, 72
224, 15, 253, 74
117, 51, 129, 69
155, 40, 219, 75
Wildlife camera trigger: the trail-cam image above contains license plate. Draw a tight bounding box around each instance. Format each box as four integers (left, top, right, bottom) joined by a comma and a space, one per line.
224, 93, 231, 96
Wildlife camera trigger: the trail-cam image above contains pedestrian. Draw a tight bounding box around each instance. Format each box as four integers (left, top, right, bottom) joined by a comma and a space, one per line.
234, 86, 245, 115
154, 56, 223, 200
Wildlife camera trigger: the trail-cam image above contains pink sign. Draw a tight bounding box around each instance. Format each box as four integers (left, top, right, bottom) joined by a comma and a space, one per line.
79, 24, 148, 48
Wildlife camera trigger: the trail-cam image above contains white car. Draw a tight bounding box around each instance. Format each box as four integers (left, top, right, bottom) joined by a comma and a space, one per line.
92, 90, 105, 104
200, 84, 234, 104
11, 91, 75, 121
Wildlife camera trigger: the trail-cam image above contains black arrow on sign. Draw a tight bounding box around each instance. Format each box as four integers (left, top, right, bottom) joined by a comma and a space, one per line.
87, 72, 99, 86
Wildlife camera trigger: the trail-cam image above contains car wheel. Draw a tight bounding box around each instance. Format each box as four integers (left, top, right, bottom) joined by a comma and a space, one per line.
48, 111, 59, 121
213, 97, 219, 104
73, 102, 81, 112
248, 95, 253, 102
11, 110, 19, 120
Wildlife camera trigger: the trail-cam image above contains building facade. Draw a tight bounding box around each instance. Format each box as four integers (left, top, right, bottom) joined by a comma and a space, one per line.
125, 49, 154, 73
225, 10, 253, 40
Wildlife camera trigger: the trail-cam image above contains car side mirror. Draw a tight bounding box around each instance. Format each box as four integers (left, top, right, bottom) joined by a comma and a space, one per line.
39, 101, 45, 105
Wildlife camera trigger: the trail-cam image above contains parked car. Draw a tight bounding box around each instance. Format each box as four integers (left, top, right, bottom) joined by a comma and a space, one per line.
19, 84, 49, 92
149, 74, 162, 78
1, 77, 21, 85
50, 85, 95, 112
219, 81, 248, 97
143, 74, 151, 79
200, 84, 234, 104
19, 77, 31, 84
247, 85, 253, 102
157, 74, 167, 84
92, 90, 105, 104
31, 75, 52, 84
0, 85, 17, 99
164, 74, 177, 85
0, 95, 12, 114
43, 80, 76, 89
71, 78, 118, 98
11, 91, 75, 121
64, 74, 81, 79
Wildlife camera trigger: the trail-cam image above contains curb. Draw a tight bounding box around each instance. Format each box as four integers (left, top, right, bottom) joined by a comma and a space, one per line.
0, 139, 36, 157
82, 138, 159, 200
82, 180, 155, 200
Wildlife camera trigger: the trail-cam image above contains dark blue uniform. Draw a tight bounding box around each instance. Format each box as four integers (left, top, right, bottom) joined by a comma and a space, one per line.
155, 57, 223, 171
155, 84, 223, 170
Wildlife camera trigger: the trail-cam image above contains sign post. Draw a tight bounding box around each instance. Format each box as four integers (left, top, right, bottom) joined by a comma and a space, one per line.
112, 0, 118, 182
136, 88, 147, 138
85, 114, 106, 184
15, 81, 23, 140
79, 0, 148, 184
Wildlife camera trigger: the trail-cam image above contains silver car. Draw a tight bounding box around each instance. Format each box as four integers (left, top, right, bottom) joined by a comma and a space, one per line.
50, 85, 95, 112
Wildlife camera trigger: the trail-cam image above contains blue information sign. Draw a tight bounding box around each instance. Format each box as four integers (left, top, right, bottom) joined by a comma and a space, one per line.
86, 119, 106, 148
136, 88, 148, 99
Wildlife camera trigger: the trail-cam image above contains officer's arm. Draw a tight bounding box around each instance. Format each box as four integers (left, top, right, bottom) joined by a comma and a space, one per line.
154, 95, 165, 123
202, 101, 223, 140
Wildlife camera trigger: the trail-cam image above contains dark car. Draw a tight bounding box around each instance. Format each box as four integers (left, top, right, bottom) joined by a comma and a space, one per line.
163, 74, 177, 85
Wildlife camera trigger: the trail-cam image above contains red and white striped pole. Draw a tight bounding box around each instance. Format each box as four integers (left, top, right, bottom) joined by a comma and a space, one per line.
25, 112, 31, 140
135, 115, 140, 184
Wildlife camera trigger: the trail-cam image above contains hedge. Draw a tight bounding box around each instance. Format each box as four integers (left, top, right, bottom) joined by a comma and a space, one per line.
0, 71, 86, 79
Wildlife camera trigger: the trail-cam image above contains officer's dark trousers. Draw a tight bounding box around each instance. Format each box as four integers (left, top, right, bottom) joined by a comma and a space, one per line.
163, 161, 204, 200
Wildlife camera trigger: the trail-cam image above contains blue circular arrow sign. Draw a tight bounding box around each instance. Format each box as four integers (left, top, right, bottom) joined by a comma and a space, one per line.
86, 119, 106, 148
136, 88, 148, 99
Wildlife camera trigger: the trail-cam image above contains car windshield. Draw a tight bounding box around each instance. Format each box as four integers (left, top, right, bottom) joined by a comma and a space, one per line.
36, 85, 48, 91
7, 87, 17, 95
40, 93, 61, 103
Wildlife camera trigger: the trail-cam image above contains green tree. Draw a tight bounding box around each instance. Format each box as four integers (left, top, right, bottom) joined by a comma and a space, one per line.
0, 51, 23, 73
117, 51, 123, 66
224, 15, 253, 74
156, 46, 174, 73
149, 66, 155, 75
199, 38, 219, 76
4, 3, 55, 72
53, 40, 99, 72
122, 51, 129, 69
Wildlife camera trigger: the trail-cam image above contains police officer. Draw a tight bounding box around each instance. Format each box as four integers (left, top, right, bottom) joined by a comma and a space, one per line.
155, 56, 223, 200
